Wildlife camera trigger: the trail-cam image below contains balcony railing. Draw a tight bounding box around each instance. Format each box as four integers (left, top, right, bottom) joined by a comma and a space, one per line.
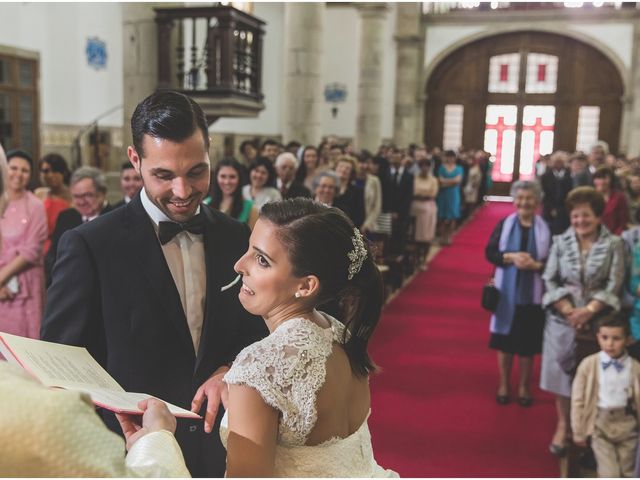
422, 2, 639, 15
155, 5, 265, 121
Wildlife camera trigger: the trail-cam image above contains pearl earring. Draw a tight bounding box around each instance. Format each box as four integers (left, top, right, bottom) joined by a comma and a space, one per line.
294, 292, 301, 298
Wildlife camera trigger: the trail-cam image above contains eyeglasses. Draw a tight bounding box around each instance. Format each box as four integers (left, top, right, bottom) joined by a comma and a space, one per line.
72, 192, 97, 201
40, 168, 51, 174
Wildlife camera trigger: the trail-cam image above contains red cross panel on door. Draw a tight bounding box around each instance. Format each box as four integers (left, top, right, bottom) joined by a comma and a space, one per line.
484, 105, 518, 182
488, 53, 520, 94
520, 106, 555, 180
525, 53, 558, 94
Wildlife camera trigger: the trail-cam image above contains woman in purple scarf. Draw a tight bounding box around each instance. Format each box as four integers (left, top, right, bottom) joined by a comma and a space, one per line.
485, 181, 551, 408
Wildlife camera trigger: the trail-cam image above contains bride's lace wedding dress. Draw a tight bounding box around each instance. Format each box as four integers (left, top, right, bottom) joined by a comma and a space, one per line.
219, 313, 398, 477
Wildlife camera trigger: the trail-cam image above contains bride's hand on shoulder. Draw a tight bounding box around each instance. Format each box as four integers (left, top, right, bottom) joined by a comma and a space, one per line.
192, 364, 231, 433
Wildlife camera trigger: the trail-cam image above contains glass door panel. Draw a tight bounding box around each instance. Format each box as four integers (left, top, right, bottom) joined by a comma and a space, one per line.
519, 105, 555, 180
484, 105, 518, 182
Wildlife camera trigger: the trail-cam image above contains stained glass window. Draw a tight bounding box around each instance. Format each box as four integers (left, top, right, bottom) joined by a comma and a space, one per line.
488, 54, 520, 93
0, 54, 38, 157
525, 53, 558, 94
0, 59, 10, 85
520, 105, 555, 180
484, 105, 518, 182
443, 104, 464, 150
19, 95, 33, 153
576, 106, 600, 153
0, 93, 13, 150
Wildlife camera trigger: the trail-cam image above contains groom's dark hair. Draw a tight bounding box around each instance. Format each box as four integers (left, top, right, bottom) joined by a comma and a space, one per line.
131, 90, 209, 158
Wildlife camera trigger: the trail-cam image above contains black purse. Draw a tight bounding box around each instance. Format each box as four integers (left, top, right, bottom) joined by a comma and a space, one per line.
481, 278, 500, 312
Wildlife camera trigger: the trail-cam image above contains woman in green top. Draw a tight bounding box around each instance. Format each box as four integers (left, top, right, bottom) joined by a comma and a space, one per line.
205, 158, 258, 229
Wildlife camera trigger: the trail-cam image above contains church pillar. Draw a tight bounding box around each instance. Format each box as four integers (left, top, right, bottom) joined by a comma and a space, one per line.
622, 20, 640, 156
122, 3, 159, 158
355, 3, 388, 152
393, 3, 423, 147
282, 3, 325, 146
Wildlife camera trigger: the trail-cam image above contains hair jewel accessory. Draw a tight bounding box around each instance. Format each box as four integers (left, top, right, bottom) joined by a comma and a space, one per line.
347, 228, 367, 280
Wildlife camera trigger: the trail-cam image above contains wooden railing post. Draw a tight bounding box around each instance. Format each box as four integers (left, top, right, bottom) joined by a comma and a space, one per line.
156, 17, 173, 89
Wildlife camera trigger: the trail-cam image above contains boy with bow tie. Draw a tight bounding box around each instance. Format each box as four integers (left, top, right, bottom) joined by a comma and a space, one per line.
571, 314, 640, 477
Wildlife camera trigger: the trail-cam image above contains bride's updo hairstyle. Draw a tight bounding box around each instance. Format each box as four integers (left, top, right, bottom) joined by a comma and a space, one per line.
260, 198, 383, 377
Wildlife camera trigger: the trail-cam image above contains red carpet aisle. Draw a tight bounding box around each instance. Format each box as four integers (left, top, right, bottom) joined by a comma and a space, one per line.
368, 202, 558, 477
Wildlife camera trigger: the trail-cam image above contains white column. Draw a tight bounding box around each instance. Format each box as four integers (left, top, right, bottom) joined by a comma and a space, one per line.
282, 3, 325, 145
122, 3, 159, 157
393, 3, 423, 147
355, 3, 388, 152
622, 20, 640, 156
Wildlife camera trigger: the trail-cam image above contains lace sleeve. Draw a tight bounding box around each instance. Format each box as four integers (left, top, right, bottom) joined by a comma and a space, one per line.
223, 340, 290, 413
223, 320, 335, 446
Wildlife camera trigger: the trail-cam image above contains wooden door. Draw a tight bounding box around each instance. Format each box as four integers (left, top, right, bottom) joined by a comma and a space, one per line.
425, 31, 623, 194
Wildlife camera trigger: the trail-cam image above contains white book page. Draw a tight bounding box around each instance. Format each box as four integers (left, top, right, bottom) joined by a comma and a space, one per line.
0, 332, 201, 419
0, 332, 124, 392
81, 387, 200, 419
0, 339, 17, 362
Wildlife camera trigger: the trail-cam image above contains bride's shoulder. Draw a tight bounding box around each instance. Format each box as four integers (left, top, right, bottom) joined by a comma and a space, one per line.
225, 317, 338, 383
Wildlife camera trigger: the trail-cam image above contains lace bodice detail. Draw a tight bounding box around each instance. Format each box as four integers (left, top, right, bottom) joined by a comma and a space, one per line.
223, 314, 346, 446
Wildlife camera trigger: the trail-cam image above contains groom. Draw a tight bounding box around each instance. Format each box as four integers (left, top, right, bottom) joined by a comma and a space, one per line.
41, 91, 266, 477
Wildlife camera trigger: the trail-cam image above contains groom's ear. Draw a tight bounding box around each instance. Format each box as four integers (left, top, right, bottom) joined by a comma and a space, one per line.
296, 275, 320, 299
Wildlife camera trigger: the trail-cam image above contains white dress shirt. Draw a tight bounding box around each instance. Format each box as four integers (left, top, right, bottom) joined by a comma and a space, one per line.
141, 188, 206, 354
597, 351, 632, 409
390, 166, 405, 184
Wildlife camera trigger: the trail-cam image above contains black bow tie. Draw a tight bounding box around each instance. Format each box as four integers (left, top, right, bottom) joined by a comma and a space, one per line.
158, 213, 206, 245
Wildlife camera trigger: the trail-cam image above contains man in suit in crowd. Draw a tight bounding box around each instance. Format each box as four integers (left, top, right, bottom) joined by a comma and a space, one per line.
45, 166, 112, 286
388, 146, 414, 255
41, 91, 266, 477
113, 161, 143, 209
260, 138, 279, 163
541, 150, 574, 235
570, 152, 592, 188
275, 152, 311, 200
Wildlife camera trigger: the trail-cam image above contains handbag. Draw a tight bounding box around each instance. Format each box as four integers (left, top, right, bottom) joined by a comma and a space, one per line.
371, 212, 393, 235
481, 278, 500, 312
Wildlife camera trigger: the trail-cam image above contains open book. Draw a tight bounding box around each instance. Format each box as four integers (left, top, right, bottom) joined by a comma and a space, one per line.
0, 332, 200, 419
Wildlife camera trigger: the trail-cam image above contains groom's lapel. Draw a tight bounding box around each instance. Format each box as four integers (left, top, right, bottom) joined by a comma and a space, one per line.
195, 206, 230, 371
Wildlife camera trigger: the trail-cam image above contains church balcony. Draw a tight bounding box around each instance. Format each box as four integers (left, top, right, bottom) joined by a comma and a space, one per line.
155, 5, 265, 124
423, 1, 640, 22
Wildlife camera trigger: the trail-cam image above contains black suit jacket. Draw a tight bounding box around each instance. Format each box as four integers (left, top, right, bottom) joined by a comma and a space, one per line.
282, 181, 312, 200
334, 183, 365, 228
112, 198, 127, 209
45, 204, 112, 286
388, 169, 414, 219
41, 195, 266, 477
541, 168, 573, 234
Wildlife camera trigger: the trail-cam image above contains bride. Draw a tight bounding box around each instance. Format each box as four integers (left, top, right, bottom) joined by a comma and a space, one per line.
214, 198, 396, 477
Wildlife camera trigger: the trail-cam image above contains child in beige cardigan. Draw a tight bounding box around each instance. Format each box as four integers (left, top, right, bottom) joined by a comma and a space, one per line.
571, 314, 640, 477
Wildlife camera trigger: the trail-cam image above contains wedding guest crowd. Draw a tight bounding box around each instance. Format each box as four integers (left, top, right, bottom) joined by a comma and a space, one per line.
486, 142, 640, 476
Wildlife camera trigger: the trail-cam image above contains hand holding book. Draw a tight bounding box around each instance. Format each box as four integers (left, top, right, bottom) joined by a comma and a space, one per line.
0, 332, 200, 419
116, 397, 177, 451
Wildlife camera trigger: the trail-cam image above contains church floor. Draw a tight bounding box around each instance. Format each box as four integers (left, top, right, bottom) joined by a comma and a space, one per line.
368, 202, 559, 477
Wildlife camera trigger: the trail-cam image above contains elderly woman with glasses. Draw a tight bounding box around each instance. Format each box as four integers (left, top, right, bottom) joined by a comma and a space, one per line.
0, 149, 48, 339
485, 181, 551, 408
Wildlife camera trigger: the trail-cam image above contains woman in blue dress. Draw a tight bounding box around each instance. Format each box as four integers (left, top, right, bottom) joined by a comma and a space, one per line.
436, 149, 463, 245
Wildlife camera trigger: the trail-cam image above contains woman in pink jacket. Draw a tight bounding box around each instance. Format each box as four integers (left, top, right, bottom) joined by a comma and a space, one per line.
0, 149, 48, 339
